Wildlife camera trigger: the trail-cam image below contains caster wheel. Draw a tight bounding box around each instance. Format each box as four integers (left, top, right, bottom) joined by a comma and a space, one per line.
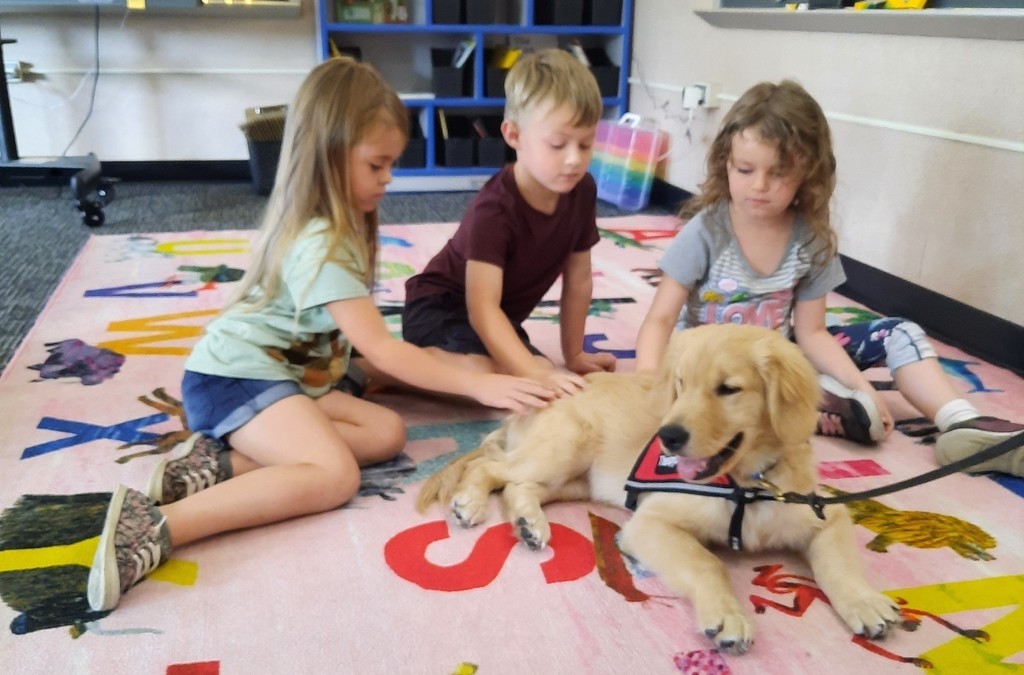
82, 206, 105, 228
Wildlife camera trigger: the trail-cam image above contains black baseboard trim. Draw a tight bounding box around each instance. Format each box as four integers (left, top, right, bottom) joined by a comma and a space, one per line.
649, 177, 692, 214
103, 160, 251, 183
838, 255, 1023, 376
649, 178, 1022, 376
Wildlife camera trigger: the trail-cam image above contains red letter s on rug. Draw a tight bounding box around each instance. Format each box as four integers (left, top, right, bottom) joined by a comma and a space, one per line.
384, 520, 595, 591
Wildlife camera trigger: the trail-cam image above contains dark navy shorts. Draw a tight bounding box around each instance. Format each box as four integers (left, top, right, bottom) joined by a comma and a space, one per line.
401, 292, 543, 357
182, 370, 303, 441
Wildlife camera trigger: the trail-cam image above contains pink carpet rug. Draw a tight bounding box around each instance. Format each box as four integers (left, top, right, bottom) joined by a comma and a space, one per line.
1, 217, 1022, 674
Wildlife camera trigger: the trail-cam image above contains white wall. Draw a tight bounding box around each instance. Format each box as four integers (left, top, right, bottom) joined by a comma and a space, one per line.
3, 1, 1022, 326
1, 3, 318, 161
629, 1, 1024, 328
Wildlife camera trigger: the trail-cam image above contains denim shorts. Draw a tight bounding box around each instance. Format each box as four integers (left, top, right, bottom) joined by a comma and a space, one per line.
182, 370, 303, 441
402, 292, 542, 357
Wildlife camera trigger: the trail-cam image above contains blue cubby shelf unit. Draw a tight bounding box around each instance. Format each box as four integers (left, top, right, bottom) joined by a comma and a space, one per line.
315, 0, 634, 185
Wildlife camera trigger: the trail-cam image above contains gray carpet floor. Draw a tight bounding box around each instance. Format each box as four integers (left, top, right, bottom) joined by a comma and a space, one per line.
0, 181, 671, 373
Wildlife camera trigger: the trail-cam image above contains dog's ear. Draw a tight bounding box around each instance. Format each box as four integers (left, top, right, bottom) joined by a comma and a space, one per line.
757, 337, 821, 445
649, 330, 686, 412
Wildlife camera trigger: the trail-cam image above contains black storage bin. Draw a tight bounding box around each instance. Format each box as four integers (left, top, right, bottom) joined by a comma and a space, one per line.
465, 0, 499, 24
432, 0, 462, 23
535, 0, 583, 25
585, 48, 619, 97
475, 116, 507, 167
247, 141, 282, 196
398, 109, 425, 169
431, 48, 471, 97
485, 66, 509, 99
438, 114, 475, 167
583, 0, 621, 25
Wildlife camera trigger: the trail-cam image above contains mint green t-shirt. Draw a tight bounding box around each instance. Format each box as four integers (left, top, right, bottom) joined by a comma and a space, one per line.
185, 218, 369, 398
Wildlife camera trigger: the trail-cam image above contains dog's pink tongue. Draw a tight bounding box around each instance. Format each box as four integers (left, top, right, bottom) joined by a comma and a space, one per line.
675, 456, 709, 481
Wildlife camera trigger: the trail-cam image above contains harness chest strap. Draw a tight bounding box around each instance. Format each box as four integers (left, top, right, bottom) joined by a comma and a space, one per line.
623, 434, 777, 551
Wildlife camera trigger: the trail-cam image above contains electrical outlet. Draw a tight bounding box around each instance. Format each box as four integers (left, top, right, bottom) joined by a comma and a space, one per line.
682, 85, 704, 110
697, 81, 721, 109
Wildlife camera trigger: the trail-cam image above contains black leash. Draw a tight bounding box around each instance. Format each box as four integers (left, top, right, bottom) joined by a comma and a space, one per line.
761, 431, 1024, 520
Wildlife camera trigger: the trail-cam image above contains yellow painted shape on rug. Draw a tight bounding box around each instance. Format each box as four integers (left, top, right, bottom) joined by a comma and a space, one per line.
0, 536, 197, 586
154, 238, 249, 256
887, 574, 1024, 672
100, 309, 218, 355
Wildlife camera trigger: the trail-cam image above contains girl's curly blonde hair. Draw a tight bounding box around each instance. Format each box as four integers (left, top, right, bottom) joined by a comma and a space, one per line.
681, 80, 838, 266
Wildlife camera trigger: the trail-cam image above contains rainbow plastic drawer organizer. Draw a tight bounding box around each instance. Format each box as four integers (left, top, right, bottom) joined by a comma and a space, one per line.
590, 113, 666, 211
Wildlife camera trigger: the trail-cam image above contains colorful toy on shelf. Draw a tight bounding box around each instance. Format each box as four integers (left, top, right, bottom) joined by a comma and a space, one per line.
589, 113, 667, 211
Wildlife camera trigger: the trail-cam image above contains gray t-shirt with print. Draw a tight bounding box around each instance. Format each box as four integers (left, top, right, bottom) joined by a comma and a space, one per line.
658, 203, 845, 338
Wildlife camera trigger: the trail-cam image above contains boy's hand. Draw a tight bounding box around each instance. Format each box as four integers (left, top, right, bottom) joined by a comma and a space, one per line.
566, 351, 616, 375
527, 367, 587, 398
470, 374, 555, 413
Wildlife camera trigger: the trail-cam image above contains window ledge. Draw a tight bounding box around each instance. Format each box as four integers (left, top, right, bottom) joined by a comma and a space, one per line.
695, 8, 1024, 40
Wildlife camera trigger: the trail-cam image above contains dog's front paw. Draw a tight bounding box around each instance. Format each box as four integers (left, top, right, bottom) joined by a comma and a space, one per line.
699, 610, 754, 655
833, 590, 901, 640
450, 491, 489, 528
514, 516, 551, 551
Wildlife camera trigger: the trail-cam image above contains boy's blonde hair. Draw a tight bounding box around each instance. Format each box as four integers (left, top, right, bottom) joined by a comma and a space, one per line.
504, 48, 602, 127
682, 79, 838, 266
231, 57, 408, 313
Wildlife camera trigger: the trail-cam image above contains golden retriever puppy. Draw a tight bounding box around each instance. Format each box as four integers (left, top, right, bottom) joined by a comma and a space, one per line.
417, 324, 900, 654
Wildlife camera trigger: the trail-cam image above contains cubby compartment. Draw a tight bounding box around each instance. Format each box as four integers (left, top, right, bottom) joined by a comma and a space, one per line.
475, 115, 508, 167
585, 47, 619, 97
465, 0, 502, 24
398, 108, 426, 169
583, 0, 622, 25
436, 113, 475, 167
431, 48, 473, 98
433, 0, 462, 23
535, 0, 583, 25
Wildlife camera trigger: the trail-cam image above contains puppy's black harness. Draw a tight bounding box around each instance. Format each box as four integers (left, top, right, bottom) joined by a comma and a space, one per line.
624, 431, 1024, 552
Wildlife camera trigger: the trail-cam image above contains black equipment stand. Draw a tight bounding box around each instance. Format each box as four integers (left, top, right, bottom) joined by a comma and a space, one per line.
0, 30, 114, 227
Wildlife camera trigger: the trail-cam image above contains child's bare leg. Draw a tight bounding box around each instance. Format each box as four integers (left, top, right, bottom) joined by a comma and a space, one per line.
893, 358, 1024, 476
89, 393, 383, 611
314, 389, 407, 466
891, 358, 961, 420
162, 394, 375, 546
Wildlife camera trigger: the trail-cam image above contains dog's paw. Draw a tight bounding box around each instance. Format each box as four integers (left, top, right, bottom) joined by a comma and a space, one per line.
700, 611, 754, 655
450, 493, 488, 528
515, 516, 551, 551
833, 590, 901, 640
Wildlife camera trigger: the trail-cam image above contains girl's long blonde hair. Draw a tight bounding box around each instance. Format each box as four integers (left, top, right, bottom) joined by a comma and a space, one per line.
231, 57, 408, 312
682, 79, 838, 266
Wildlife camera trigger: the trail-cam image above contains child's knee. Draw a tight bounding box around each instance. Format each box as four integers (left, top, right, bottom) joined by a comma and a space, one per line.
885, 319, 937, 371
381, 409, 407, 457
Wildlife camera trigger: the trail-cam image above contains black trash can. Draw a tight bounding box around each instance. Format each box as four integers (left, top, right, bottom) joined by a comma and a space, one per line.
240, 105, 287, 195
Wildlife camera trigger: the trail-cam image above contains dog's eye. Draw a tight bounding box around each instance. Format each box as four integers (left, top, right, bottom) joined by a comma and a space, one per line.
716, 383, 740, 396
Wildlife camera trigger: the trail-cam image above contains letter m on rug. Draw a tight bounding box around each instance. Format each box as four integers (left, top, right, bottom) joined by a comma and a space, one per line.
99, 310, 217, 356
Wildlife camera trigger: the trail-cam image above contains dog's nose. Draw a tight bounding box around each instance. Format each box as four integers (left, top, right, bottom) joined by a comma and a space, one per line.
658, 424, 690, 452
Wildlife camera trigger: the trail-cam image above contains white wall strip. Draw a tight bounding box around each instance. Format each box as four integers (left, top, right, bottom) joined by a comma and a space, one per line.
630, 77, 1024, 155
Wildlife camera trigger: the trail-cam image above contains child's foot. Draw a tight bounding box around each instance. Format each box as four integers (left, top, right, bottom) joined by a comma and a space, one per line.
87, 485, 172, 611
816, 375, 885, 445
147, 432, 230, 505
934, 416, 1024, 476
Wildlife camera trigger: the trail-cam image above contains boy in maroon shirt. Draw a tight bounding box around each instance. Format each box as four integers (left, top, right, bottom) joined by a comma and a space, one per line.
403, 49, 615, 396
